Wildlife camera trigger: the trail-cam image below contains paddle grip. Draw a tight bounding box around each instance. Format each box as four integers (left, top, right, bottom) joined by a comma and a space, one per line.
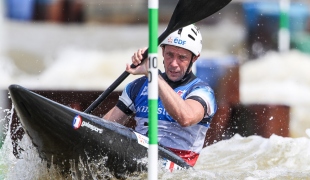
85, 31, 170, 114
129, 48, 149, 69
128, 30, 167, 69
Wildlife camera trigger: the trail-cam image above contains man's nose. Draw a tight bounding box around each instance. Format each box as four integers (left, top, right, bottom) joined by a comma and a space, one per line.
170, 58, 178, 66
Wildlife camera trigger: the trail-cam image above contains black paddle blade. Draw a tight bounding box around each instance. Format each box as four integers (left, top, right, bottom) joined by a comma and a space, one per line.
159, 0, 232, 43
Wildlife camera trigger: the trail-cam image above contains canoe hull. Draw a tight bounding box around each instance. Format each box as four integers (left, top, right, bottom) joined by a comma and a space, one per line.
8, 84, 191, 176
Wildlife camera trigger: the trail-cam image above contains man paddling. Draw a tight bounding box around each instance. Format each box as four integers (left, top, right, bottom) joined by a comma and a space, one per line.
104, 24, 217, 167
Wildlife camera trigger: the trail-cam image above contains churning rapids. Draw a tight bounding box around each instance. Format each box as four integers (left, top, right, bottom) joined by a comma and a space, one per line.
1, 108, 310, 179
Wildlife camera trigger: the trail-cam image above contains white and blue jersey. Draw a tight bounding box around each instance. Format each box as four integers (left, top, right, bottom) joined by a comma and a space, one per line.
116, 72, 217, 155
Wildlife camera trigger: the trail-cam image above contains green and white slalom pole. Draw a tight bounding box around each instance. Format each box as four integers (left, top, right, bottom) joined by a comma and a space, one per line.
278, 0, 290, 52
148, 0, 158, 179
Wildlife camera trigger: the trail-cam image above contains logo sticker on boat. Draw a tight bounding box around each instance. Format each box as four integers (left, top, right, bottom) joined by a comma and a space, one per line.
72, 115, 103, 134
133, 132, 149, 148
72, 115, 82, 129
81, 121, 103, 134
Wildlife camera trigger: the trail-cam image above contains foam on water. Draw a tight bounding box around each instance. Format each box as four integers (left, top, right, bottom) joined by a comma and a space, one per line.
241, 50, 310, 106
2, 123, 310, 179
240, 50, 310, 138
1, 104, 310, 179
0, 47, 145, 91
161, 134, 310, 179
1, 135, 64, 180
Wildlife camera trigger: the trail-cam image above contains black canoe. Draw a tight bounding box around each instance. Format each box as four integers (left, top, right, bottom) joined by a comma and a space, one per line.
8, 84, 191, 177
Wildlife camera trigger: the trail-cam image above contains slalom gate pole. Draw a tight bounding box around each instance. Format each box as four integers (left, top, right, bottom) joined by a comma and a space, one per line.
148, 0, 158, 179
278, 0, 290, 52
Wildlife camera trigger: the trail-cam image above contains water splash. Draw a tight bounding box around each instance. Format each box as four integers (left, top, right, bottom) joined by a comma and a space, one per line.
0, 106, 148, 179
1, 107, 310, 179
2, 122, 310, 179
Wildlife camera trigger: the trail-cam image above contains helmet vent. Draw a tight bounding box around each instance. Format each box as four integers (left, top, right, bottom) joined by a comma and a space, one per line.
188, 34, 195, 41
177, 28, 183, 35
191, 28, 197, 36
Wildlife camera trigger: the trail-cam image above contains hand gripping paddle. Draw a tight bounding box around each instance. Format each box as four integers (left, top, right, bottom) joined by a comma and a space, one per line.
85, 0, 232, 114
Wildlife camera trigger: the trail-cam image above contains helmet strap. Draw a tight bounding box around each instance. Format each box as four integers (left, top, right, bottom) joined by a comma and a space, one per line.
184, 53, 195, 76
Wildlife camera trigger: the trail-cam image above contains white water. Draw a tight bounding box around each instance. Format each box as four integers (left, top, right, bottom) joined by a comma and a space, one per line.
241, 50, 310, 138
1, 122, 310, 179
1, 21, 310, 179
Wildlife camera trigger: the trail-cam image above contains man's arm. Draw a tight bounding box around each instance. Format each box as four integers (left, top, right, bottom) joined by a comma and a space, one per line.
158, 76, 205, 127
126, 48, 205, 127
103, 106, 130, 125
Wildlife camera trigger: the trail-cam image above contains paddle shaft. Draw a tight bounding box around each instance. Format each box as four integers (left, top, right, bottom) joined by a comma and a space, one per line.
84, 31, 170, 114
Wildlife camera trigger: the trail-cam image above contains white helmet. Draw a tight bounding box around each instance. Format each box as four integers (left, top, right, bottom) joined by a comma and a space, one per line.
161, 24, 202, 56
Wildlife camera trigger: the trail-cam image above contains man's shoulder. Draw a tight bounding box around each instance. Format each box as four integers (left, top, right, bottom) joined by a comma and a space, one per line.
126, 76, 148, 91
189, 78, 215, 93
128, 76, 148, 86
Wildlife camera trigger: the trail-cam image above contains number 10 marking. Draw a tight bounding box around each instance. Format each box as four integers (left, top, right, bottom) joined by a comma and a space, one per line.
148, 56, 158, 83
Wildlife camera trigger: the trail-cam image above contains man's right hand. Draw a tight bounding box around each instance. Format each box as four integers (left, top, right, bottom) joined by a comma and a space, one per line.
126, 47, 148, 76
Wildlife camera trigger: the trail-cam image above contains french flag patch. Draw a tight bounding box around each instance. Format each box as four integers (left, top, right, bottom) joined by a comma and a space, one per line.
72, 115, 82, 130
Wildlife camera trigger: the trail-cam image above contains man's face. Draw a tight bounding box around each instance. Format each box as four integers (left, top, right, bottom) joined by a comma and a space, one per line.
162, 45, 198, 82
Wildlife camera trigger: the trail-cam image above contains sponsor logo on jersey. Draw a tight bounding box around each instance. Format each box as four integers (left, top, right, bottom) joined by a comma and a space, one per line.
72, 115, 82, 129
177, 90, 186, 96
141, 86, 148, 96
136, 106, 169, 116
